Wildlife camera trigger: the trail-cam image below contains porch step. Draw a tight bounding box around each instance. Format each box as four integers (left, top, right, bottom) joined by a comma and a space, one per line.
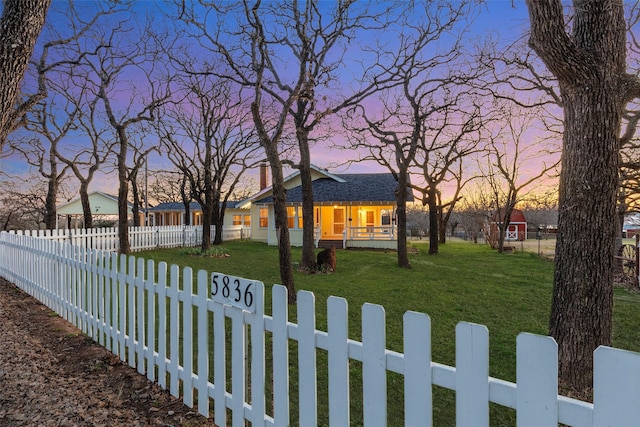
318, 239, 344, 250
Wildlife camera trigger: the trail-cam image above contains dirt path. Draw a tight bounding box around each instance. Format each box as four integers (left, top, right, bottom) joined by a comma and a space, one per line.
0, 278, 216, 427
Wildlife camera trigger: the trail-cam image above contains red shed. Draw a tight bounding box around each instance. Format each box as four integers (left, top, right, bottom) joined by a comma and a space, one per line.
489, 208, 528, 241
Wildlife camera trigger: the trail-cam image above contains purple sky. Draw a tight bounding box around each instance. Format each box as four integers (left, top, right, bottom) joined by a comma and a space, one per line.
2, 1, 544, 202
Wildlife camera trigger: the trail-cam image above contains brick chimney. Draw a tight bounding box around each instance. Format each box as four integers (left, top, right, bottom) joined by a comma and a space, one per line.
259, 163, 268, 190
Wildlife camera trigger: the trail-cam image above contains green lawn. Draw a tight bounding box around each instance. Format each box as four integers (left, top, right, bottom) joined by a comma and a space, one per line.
137, 240, 640, 426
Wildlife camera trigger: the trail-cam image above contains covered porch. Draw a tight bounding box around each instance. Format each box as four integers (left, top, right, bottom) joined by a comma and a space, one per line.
284, 203, 399, 250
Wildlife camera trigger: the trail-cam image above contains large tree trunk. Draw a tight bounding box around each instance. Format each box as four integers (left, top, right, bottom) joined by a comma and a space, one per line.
79, 181, 92, 229
297, 129, 317, 271
526, 0, 631, 391
427, 188, 439, 255
117, 129, 130, 254
212, 203, 224, 246
0, 0, 51, 147
201, 202, 212, 252
268, 158, 296, 304
395, 170, 411, 268
44, 161, 58, 230
549, 85, 619, 390
131, 174, 141, 227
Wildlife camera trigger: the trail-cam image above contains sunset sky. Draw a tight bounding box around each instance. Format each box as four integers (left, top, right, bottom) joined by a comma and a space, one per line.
1, 1, 556, 203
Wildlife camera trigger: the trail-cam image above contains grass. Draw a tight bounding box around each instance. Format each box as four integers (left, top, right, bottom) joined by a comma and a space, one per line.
136, 239, 640, 426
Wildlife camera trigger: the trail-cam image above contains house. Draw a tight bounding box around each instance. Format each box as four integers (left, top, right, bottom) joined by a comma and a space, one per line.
238, 165, 413, 249
147, 201, 250, 229
56, 191, 136, 228
489, 208, 528, 242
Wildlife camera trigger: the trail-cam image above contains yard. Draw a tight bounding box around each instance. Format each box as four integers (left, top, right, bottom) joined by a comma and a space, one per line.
136, 239, 640, 426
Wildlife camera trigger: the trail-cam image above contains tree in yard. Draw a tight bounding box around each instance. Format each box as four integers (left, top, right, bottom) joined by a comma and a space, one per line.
526, 0, 640, 391
160, 73, 260, 250
178, 1, 306, 302
482, 106, 559, 253
10, 93, 75, 230
251, 1, 398, 271
344, 1, 480, 262
0, 0, 51, 147
81, 19, 169, 254
6, 2, 121, 229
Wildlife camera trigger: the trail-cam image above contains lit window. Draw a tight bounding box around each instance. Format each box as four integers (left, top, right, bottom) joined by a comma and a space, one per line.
243, 215, 251, 226
287, 206, 295, 228
233, 215, 242, 225
259, 207, 268, 228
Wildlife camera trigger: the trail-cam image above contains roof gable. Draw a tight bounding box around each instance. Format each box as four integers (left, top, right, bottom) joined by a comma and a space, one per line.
57, 191, 131, 215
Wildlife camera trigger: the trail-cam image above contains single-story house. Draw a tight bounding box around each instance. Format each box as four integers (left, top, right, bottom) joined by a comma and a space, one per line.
147, 201, 250, 229
238, 164, 413, 249
56, 191, 136, 228
489, 208, 528, 241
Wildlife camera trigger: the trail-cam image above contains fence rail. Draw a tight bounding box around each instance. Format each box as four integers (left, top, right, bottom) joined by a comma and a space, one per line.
1, 231, 640, 426
9, 224, 251, 252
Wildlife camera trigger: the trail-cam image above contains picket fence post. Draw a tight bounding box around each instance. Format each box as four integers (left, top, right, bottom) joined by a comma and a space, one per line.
328, 296, 350, 426
456, 322, 488, 427
271, 285, 290, 427
362, 303, 387, 427
593, 346, 640, 426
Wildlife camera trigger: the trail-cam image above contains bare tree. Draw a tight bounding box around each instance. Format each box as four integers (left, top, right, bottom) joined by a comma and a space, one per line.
0, 0, 51, 147
127, 131, 156, 227
482, 106, 559, 253
526, 0, 640, 391
80, 20, 169, 253
160, 74, 260, 250
344, 1, 479, 263
10, 91, 77, 229
249, 1, 399, 271
177, 1, 302, 302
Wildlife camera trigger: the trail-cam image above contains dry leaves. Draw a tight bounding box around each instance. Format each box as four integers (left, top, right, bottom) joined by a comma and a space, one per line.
0, 278, 216, 427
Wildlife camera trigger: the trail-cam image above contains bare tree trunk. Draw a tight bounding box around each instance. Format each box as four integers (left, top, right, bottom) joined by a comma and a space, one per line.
427, 188, 439, 255
181, 178, 191, 226
0, 0, 51, 146
44, 163, 58, 230
297, 130, 317, 271
79, 181, 92, 229
268, 154, 296, 304
130, 171, 141, 227
526, 0, 637, 391
116, 128, 130, 254
212, 203, 224, 245
395, 169, 411, 268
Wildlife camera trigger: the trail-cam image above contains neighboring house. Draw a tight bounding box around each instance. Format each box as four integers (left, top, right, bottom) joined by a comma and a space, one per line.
147, 201, 250, 229
56, 191, 135, 228
489, 208, 528, 242
238, 165, 413, 249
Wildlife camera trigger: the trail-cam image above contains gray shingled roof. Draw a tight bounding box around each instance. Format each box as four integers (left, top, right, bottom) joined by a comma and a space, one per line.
148, 201, 244, 212
255, 173, 413, 204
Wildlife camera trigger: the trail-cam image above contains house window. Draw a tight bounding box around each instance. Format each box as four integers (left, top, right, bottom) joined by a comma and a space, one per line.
259, 207, 268, 228
287, 207, 295, 228
243, 215, 251, 226
333, 208, 345, 235
287, 206, 303, 229
233, 215, 242, 225
381, 209, 391, 225
366, 210, 375, 232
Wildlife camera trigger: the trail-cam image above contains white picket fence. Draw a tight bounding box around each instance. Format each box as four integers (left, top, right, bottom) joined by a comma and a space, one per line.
2, 231, 640, 426
9, 224, 251, 252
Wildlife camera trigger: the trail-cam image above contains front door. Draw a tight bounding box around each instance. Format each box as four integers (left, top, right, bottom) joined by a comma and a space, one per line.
506, 224, 518, 240
333, 207, 345, 237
